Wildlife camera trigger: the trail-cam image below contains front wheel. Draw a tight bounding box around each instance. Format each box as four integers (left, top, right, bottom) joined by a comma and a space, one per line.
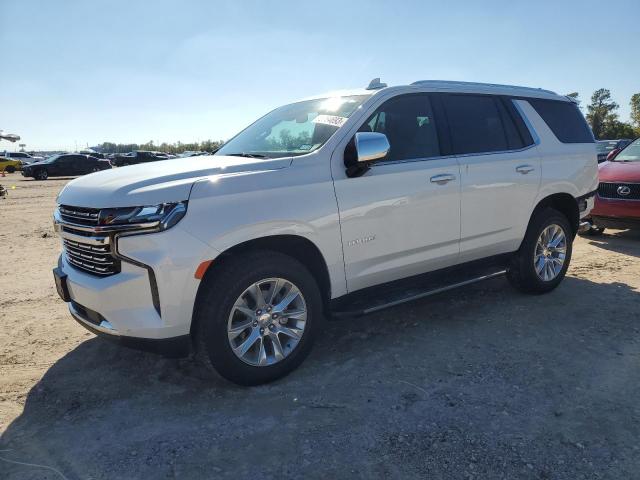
194, 251, 322, 385
507, 208, 573, 294
35, 169, 48, 180
5, 166, 16, 173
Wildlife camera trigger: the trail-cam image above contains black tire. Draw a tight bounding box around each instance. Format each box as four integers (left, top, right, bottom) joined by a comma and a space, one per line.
5, 165, 16, 174
35, 169, 48, 180
194, 250, 322, 385
507, 208, 573, 294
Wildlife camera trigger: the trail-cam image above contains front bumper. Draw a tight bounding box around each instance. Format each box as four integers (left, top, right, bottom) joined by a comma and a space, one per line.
68, 299, 191, 357
590, 193, 640, 230
54, 215, 220, 352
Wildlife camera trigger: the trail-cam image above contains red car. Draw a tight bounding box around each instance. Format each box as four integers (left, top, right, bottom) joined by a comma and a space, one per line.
585, 138, 640, 234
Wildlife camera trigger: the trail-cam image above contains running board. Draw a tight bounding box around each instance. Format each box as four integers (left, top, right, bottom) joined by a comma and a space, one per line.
330, 256, 510, 318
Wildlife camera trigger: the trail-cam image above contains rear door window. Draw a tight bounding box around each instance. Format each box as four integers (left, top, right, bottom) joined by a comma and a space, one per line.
443, 95, 511, 155
527, 99, 594, 143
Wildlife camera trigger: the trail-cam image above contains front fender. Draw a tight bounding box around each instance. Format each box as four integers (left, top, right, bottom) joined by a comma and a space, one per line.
180, 164, 347, 297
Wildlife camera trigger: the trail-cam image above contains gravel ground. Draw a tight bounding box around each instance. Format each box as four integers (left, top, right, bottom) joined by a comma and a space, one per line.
1, 173, 639, 479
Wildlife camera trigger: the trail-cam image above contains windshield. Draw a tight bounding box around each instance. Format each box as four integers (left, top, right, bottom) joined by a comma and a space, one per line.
44, 155, 61, 163
615, 138, 640, 162
596, 141, 618, 153
215, 95, 370, 159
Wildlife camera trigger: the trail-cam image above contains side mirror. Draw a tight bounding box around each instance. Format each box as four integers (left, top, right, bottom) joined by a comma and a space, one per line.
354, 132, 390, 163
606, 148, 620, 162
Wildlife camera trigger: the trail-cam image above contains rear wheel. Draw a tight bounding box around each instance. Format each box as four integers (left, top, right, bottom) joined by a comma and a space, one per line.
35, 169, 48, 180
507, 208, 573, 294
5, 165, 16, 173
194, 250, 322, 385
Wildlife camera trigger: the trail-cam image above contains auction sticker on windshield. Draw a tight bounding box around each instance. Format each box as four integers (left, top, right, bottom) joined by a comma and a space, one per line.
313, 114, 348, 128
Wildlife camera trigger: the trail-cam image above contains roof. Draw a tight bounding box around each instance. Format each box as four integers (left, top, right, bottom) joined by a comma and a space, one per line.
301, 80, 566, 103
411, 79, 557, 95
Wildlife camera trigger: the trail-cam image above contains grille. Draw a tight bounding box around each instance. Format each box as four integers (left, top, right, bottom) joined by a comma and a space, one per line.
598, 182, 640, 200
59, 205, 100, 226
63, 238, 120, 276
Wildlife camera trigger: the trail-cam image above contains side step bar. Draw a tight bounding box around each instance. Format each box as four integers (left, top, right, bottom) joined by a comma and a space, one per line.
330, 256, 510, 318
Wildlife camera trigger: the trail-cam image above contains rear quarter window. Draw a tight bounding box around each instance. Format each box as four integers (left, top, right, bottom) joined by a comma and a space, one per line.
527, 99, 594, 144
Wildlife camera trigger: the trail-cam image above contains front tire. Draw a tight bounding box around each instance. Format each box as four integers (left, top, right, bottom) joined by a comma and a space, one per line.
35, 169, 48, 180
5, 166, 16, 173
507, 208, 573, 294
194, 251, 322, 385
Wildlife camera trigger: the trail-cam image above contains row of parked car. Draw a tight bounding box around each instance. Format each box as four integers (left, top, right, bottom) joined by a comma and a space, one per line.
596, 139, 633, 163
0, 150, 214, 179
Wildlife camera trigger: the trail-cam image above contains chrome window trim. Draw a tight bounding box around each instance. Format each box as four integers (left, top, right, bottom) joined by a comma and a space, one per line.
370, 143, 539, 168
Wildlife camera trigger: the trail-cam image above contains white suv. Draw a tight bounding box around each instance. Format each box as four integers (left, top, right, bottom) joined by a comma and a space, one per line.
53, 80, 598, 385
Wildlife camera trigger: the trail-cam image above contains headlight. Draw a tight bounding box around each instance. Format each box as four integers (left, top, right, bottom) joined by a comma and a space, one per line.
99, 201, 187, 232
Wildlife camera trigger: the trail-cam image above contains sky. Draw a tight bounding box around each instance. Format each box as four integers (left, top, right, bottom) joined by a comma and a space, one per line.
1, 0, 639, 151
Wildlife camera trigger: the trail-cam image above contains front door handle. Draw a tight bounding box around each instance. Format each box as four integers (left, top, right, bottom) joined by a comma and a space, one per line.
516, 164, 535, 174
430, 173, 456, 185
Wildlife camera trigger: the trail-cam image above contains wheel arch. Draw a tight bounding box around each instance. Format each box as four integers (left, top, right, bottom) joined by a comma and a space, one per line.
191, 234, 333, 335
528, 193, 579, 237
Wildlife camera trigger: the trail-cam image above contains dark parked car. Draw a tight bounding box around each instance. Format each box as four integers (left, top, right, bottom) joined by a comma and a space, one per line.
21, 154, 111, 180
111, 150, 171, 167
596, 139, 633, 163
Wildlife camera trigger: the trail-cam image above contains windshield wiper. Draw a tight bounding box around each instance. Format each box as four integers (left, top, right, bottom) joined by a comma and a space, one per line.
225, 152, 269, 159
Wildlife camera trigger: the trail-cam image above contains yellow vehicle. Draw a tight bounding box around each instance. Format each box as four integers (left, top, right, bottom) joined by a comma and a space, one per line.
0, 157, 21, 173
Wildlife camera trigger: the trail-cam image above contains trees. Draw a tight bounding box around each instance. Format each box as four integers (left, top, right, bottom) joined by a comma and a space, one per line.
97, 139, 224, 154
631, 93, 640, 129
586, 89, 619, 139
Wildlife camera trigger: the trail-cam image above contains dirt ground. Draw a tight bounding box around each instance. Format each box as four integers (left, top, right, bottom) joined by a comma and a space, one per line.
1, 173, 639, 479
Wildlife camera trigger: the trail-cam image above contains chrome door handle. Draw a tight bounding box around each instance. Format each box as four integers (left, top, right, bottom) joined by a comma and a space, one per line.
516, 164, 535, 174
430, 173, 456, 185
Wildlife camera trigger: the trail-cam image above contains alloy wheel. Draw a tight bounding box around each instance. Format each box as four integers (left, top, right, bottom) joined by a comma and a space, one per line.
227, 277, 307, 366
534, 224, 567, 281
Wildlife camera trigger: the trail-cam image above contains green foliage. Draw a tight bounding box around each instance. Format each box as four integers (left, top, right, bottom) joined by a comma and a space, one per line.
265, 130, 312, 151
97, 139, 224, 154
586, 88, 619, 139
630, 93, 640, 128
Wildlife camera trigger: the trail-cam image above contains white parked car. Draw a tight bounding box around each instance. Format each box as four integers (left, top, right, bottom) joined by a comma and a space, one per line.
3, 151, 44, 165
53, 79, 598, 385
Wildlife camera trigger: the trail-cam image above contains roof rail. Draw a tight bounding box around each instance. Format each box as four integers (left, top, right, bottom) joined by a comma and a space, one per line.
410, 80, 557, 95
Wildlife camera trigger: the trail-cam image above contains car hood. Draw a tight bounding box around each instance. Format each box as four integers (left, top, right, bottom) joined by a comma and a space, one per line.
56, 155, 292, 208
598, 160, 640, 183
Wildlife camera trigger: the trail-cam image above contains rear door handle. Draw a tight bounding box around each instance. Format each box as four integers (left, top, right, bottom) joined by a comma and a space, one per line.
516, 164, 535, 174
430, 173, 456, 185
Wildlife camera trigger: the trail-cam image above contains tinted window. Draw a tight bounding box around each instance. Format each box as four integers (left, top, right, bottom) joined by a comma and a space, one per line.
361, 94, 440, 161
527, 99, 594, 143
495, 99, 524, 150
444, 95, 508, 155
